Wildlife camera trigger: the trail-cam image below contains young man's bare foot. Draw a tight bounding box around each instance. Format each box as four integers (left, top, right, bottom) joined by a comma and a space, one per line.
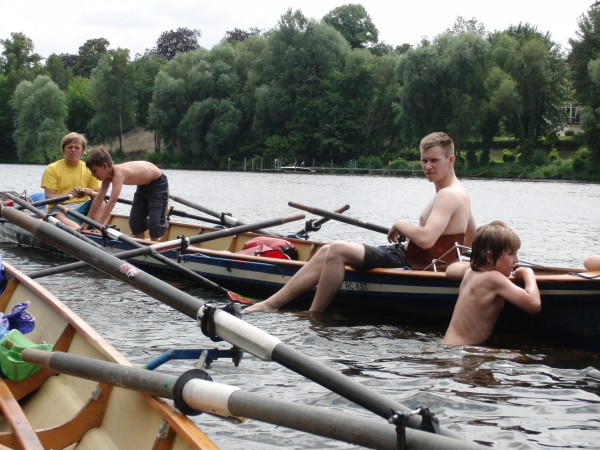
242, 302, 279, 313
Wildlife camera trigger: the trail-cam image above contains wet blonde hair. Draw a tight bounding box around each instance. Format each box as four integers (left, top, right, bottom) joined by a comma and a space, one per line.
420, 132, 454, 157
61, 132, 87, 152
470, 220, 521, 271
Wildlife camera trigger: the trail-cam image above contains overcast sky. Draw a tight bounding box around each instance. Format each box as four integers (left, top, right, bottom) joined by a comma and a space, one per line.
0, 0, 595, 58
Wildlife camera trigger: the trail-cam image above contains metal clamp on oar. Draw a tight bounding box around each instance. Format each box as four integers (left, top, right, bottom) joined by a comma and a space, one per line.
199, 303, 242, 342
390, 406, 440, 450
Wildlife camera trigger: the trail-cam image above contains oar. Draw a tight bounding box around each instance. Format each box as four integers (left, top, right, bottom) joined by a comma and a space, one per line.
28, 193, 74, 208
28, 214, 304, 287
0, 206, 466, 441
293, 204, 350, 239
58, 204, 300, 300
22, 350, 480, 450
289, 201, 389, 234
1, 192, 112, 250
97, 194, 223, 226
169, 194, 248, 227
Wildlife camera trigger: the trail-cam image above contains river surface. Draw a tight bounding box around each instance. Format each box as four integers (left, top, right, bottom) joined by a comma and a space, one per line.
1, 164, 599, 449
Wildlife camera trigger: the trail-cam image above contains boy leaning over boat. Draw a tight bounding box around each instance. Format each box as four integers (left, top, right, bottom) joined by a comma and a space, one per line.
443, 221, 541, 346
83, 148, 169, 241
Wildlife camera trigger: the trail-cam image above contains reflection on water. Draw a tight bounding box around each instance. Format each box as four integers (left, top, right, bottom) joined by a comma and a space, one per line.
1, 166, 600, 449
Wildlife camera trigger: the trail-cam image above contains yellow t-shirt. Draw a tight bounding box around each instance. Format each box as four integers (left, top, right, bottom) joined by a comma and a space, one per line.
40, 159, 101, 207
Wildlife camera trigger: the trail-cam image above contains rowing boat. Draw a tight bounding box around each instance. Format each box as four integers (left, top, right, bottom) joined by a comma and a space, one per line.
0, 260, 218, 449
1, 206, 600, 351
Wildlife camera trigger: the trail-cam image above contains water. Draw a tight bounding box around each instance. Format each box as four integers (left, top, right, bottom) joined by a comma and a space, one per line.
1, 164, 600, 449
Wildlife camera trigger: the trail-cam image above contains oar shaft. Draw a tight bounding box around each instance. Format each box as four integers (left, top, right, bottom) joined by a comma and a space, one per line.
289, 201, 389, 234
0, 206, 463, 441
1, 206, 203, 319
22, 349, 478, 449
169, 194, 222, 219
61, 204, 234, 295
29, 193, 73, 207
3, 193, 111, 251
29, 214, 305, 278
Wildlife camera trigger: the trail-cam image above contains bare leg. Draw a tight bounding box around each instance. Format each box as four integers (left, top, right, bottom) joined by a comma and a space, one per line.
54, 211, 82, 230
243, 241, 365, 313
309, 241, 364, 312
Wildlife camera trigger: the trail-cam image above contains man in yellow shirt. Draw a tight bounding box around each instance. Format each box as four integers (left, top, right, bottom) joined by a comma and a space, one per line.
41, 132, 101, 229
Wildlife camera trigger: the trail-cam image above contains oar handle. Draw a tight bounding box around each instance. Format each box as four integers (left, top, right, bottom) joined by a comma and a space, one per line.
294, 204, 350, 237
169, 194, 247, 228
288, 201, 389, 234
29, 193, 73, 207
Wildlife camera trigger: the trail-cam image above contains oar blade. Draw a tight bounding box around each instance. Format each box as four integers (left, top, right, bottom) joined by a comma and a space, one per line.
227, 291, 259, 305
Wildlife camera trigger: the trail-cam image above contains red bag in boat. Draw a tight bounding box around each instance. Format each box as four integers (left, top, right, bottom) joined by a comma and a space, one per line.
237, 237, 298, 260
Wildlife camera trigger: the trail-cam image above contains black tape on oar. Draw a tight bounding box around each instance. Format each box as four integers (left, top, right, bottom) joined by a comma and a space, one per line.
200, 303, 241, 342
172, 368, 213, 416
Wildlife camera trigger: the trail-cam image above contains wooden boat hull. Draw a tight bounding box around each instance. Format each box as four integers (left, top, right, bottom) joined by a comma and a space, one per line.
0, 261, 217, 449
2, 213, 600, 351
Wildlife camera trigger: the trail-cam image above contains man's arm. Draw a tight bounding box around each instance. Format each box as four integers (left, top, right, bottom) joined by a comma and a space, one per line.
389, 189, 460, 249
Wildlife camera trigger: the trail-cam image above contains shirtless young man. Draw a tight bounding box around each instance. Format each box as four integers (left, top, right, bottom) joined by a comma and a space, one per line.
244, 131, 476, 314
85, 148, 169, 240
443, 221, 541, 346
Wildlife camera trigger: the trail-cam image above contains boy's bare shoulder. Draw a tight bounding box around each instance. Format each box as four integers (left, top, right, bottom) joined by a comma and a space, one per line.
114, 161, 160, 185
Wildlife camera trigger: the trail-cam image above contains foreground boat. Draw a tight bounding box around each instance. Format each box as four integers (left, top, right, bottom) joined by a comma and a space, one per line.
1, 202, 600, 351
0, 260, 217, 449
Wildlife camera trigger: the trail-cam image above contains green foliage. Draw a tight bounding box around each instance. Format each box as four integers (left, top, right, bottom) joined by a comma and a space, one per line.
502, 149, 516, 162
131, 55, 166, 130
571, 146, 590, 173
322, 4, 379, 49
357, 154, 384, 169
153, 28, 201, 60
11, 75, 66, 163
73, 38, 110, 78
65, 76, 93, 135
0, 6, 599, 181
88, 49, 135, 152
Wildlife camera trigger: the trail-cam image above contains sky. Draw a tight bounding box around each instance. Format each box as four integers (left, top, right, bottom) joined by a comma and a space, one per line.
0, 0, 596, 59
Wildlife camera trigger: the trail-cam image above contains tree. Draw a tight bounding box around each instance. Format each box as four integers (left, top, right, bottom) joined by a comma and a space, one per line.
153, 28, 201, 60
65, 76, 93, 135
0, 32, 44, 160
88, 49, 135, 153
492, 25, 568, 164
45, 54, 70, 90
131, 54, 165, 130
224, 27, 262, 44
569, 4, 600, 165
73, 38, 110, 77
0, 32, 43, 76
323, 4, 378, 49
11, 75, 67, 163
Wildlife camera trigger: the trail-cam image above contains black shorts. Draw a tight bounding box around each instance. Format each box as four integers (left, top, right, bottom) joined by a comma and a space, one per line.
355, 244, 409, 270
